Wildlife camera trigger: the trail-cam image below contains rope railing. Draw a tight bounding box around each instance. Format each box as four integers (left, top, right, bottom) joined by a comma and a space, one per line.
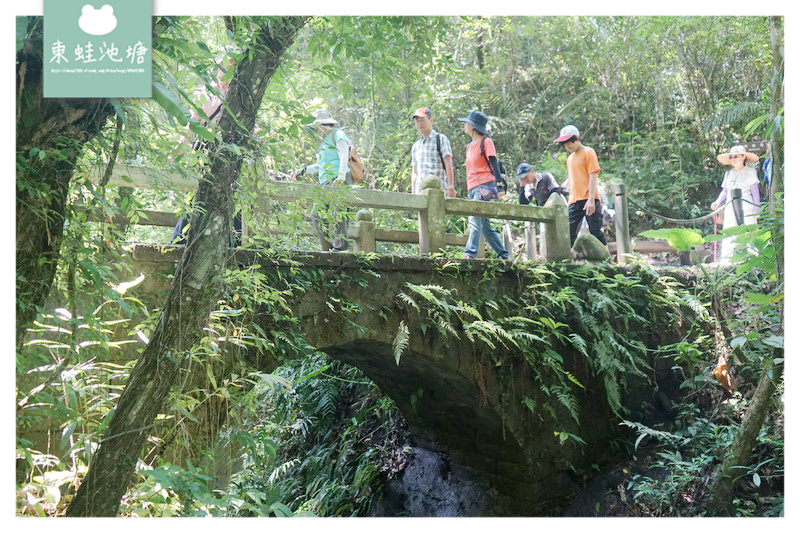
625, 195, 730, 225
625, 195, 761, 225
613, 184, 760, 264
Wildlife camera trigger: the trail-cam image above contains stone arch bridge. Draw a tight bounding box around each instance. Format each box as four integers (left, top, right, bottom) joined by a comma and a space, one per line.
131, 244, 695, 515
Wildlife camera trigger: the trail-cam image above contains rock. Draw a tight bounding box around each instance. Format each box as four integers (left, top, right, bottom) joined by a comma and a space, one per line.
572, 234, 611, 261
369, 446, 494, 516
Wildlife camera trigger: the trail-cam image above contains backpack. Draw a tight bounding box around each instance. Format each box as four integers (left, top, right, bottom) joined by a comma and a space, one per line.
348, 144, 365, 184
480, 137, 508, 194
329, 128, 365, 184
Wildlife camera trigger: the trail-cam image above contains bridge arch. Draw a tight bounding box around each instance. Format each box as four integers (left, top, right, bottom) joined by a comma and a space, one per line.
134, 246, 700, 515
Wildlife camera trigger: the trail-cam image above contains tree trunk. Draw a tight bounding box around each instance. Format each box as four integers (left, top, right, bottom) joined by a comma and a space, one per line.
706, 360, 783, 512
66, 16, 308, 517
705, 16, 783, 513
15, 17, 174, 348
16, 17, 114, 347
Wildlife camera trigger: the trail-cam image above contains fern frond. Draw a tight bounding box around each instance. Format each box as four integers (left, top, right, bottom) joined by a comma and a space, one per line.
704, 101, 766, 132
268, 459, 300, 484
457, 301, 483, 320
392, 321, 409, 365
603, 373, 627, 418
567, 333, 589, 357
562, 370, 585, 390
554, 385, 580, 424
397, 291, 420, 311
405, 283, 451, 303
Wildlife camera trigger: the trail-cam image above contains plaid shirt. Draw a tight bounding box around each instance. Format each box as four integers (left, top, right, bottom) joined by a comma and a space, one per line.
411, 130, 453, 193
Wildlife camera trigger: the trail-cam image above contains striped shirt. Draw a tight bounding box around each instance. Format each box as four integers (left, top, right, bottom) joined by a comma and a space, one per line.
411, 130, 453, 193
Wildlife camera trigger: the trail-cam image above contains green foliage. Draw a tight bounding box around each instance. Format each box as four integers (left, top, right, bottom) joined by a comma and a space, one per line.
621, 398, 783, 517
395, 263, 710, 433
16, 14, 781, 518
641, 228, 704, 252
229, 355, 408, 517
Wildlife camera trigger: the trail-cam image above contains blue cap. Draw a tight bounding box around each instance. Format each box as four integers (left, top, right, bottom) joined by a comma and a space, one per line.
516, 163, 533, 181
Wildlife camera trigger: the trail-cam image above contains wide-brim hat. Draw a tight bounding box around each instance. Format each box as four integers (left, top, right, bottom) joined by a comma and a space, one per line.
717, 145, 758, 165
306, 109, 339, 128
458, 110, 489, 135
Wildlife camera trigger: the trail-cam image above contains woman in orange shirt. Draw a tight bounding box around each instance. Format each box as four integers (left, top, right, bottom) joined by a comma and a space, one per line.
458, 111, 509, 260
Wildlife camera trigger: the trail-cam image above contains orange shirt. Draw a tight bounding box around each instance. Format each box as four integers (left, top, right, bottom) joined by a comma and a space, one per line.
465, 137, 497, 190
566, 146, 601, 204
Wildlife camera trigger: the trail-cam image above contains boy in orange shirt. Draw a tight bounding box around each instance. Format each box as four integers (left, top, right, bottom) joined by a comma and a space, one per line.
553, 125, 607, 246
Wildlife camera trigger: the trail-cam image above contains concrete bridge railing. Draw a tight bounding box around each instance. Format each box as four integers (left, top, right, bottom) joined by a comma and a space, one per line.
90, 164, 572, 260
262, 178, 571, 260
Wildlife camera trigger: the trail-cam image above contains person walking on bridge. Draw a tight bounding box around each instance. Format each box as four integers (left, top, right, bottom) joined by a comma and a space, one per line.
553, 125, 607, 247
710, 145, 761, 263
515, 163, 566, 207
290, 110, 352, 252
459, 111, 509, 260
411, 107, 457, 198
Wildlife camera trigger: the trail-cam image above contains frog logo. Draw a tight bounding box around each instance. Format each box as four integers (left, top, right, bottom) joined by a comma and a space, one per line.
78, 4, 118, 36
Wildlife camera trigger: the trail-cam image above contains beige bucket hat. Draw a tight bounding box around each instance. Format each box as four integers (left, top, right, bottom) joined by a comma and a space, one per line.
717, 145, 758, 165
307, 109, 339, 127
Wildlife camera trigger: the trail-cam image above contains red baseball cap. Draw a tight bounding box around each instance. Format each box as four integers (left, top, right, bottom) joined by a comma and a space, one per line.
413, 107, 432, 119
554, 125, 580, 142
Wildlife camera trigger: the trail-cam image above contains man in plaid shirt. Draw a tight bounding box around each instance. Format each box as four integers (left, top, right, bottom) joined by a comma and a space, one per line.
411, 107, 457, 197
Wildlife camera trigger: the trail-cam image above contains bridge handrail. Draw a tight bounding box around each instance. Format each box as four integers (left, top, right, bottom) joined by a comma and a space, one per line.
261, 181, 557, 223
90, 165, 572, 260
262, 181, 428, 212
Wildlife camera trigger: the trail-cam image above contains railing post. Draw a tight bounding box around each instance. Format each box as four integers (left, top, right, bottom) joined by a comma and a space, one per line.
353, 209, 376, 253
538, 222, 548, 259
542, 192, 571, 261
525, 221, 537, 260
476, 234, 486, 258
613, 182, 632, 264
418, 178, 446, 255
502, 220, 513, 254
731, 188, 744, 226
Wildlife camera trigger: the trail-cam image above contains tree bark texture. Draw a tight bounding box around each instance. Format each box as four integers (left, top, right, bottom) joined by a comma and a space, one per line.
706, 360, 783, 513
16, 17, 113, 347
66, 16, 309, 517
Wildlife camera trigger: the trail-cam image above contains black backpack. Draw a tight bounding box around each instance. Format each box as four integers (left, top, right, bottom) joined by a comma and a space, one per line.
480, 137, 508, 194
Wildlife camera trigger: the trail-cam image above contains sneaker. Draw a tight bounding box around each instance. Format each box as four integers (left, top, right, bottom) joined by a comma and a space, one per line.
462, 253, 474, 259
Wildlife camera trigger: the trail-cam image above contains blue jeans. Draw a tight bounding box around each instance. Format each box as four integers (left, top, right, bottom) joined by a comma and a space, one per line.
464, 183, 509, 259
